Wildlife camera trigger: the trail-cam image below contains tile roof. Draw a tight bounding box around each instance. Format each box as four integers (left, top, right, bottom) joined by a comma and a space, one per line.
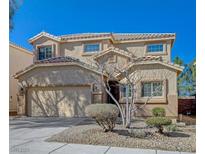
132, 55, 183, 69
115, 56, 184, 79
132, 55, 163, 62
112, 33, 175, 41
15, 55, 183, 79
60, 33, 175, 41
29, 32, 176, 43
15, 56, 99, 78
60, 33, 111, 41
34, 56, 98, 69
35, 56, 81, 64
130, 56, 184, 71
134, 55, 183, 69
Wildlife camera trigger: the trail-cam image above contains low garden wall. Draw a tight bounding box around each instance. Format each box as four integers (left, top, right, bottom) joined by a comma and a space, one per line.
178, 96, 196, 115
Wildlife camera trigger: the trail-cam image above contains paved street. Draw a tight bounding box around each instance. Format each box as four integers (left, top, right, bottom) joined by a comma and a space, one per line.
10, 117, 195, 154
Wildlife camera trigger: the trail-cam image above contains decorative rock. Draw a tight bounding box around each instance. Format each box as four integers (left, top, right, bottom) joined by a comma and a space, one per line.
176, 122, 186, 127
128, 129, 147, 138
171, 119, 177, 124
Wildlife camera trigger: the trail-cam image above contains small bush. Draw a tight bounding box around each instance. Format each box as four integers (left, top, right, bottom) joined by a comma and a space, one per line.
152, 107, 166, 117
146, 117, 172, 134
85, 104, 119, 132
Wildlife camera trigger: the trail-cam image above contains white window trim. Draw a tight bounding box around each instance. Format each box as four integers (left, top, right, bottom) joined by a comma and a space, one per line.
145, 43, 167, 55
36, 44, 54, 60
141, 81, 164, 98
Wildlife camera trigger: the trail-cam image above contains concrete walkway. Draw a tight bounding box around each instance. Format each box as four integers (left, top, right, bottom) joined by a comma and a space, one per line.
10, 142, 196, 154
10, 117, 195, 154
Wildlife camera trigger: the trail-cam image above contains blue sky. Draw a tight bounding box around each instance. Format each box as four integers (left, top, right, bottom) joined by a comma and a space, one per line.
9, 0, 196, 64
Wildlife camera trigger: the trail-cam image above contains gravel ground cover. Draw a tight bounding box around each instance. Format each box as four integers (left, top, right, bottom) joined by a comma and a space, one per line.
46, 121, 195, 152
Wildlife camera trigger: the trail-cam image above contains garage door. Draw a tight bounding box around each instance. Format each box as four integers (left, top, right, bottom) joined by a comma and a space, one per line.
27, 86, 91, 117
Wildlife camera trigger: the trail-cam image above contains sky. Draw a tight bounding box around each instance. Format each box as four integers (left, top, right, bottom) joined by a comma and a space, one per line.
9, 0, 196, 64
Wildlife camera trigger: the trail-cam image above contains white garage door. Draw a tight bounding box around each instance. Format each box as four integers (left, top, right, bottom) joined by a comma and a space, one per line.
27, 86, 91, 117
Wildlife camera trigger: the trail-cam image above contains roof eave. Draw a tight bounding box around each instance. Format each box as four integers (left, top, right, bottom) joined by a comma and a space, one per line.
115, 61, 184, 79
113, 37, 176, 44
14, 62, 102, 79
60, 36, 112, 43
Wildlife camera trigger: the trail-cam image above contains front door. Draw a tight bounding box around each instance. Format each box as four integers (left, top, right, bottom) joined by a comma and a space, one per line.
108, 81, 119, 104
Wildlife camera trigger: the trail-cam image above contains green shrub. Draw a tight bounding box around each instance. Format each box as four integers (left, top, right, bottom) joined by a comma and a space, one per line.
85, 104, 119, 132
146, 117, 172, 134
152, 107, 166, 117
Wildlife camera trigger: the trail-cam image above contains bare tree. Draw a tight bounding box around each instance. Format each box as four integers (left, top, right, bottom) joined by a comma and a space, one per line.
92, 58, 172, 128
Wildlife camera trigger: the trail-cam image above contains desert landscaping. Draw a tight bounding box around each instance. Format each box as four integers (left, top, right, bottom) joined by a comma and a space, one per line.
46, 118, 195, 152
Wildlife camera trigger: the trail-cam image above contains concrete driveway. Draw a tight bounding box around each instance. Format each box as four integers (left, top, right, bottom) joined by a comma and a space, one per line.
10, 117, 90, 154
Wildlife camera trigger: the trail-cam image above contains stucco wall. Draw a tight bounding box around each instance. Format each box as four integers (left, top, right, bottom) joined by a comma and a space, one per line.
119, 63, 178, 117
17, 65, 106, 115
61, 40, 111, 58
96, 52, 129, 69
114, 43, 145, 57
18, 65, 102, 87
32, 37, 172, 64
9, 44, 33, 112
16, 61, 178, 117
33, 37, 112, 59
114, 41, 172, 62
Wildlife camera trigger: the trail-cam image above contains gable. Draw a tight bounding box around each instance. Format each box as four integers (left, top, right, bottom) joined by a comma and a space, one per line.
116, 61, 183, 80
15, 60, 102, 80
16, 64, 102, 87
32, 36, 59, 47
93, 47, 132, 68
94, 47, 132, 60
94, 52, 130, 70
29, 32, 61, 44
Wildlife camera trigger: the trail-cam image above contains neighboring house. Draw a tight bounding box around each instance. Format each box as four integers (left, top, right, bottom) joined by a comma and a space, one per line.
9, 42, 33, 115
14, 32, 183, 117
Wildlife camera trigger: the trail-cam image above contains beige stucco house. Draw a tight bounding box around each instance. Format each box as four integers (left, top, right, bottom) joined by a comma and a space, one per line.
14, 32, 183, 117
9, 42, 33, 115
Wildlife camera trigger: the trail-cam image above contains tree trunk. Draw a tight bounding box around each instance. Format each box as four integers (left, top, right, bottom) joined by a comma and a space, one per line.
105, 88, 125, 126
158, 126, 164, 134
125, 85, 129, 127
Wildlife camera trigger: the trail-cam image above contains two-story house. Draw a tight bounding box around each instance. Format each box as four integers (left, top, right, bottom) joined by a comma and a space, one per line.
14, 32, 183, 117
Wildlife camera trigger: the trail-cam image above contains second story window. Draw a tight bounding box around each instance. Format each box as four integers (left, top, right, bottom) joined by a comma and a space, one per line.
38, 46, 52, 60
147, 44, 163, 52
84, 43, 100, 52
